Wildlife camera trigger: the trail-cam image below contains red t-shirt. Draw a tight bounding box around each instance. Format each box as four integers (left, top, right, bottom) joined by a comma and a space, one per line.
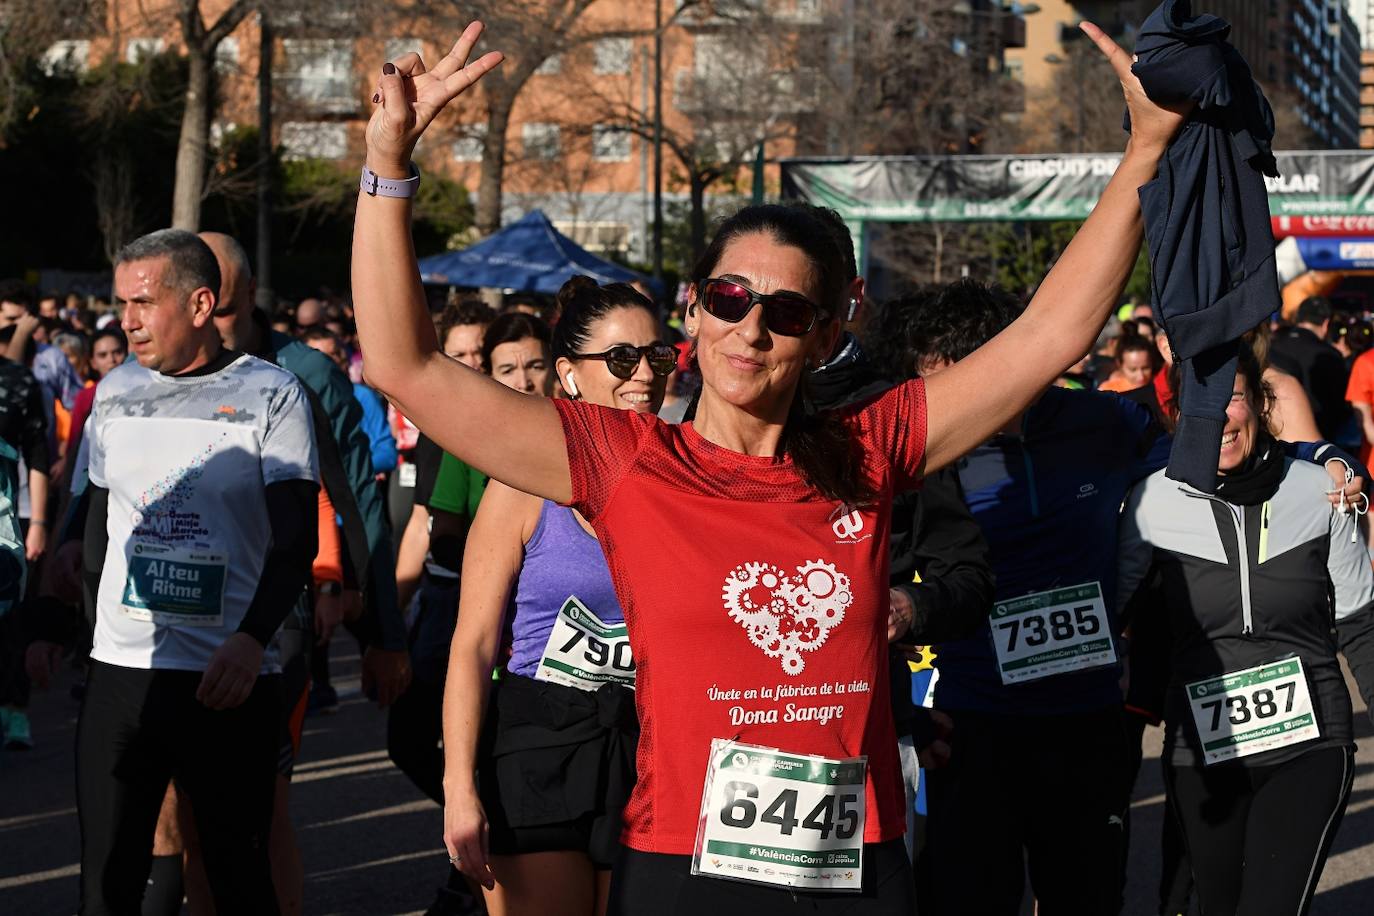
1346, 350, 1374, 466
554, 379, 928, 855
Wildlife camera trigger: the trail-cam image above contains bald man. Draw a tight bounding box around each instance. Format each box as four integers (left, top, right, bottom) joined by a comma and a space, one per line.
293, 298, 323, 332
198, 232, 408, 699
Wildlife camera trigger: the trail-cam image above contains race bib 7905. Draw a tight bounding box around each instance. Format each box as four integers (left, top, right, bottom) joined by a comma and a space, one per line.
534, 596, 635, 690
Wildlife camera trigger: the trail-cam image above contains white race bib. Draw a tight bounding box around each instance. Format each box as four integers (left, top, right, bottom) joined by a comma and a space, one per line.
534, 596, 635, 690
990, 582, 1116, 685
1187, 658, 1320, 766
120, 542, 227, 627
691, 738, 866, 893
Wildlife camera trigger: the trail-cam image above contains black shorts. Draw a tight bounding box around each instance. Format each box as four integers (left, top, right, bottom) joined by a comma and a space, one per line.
478, 673, 638, 869
276, 621, 311, 778
607, 839, 914, 914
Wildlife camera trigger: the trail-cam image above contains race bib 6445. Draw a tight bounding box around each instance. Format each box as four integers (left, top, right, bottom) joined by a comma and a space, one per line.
692, 738, 866, 893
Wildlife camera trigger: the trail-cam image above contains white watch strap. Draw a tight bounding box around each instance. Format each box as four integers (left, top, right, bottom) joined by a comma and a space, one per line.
360, 162, 421, 198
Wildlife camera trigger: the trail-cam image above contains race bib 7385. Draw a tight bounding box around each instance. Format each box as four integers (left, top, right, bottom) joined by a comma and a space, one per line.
990, 582, 1115, 685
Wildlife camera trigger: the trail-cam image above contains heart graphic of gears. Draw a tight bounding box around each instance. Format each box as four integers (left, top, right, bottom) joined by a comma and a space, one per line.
722, 559, 853, 675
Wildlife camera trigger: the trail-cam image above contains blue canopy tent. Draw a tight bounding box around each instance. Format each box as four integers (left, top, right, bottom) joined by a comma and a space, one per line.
417, 210, 647, 293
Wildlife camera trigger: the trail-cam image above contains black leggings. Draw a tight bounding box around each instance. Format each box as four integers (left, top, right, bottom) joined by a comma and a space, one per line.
1165, 745, 1353, 916
924, 707, 1131, 916
607, 839, 914, 915
1124, 711, 1193, 915
77, 661, 281, 916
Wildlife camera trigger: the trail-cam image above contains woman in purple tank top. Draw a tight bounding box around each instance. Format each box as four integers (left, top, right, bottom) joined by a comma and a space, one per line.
441, 277, 674, 915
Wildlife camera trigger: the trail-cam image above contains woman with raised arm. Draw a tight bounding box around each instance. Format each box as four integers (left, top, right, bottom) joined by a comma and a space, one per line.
354, 20, 1185, 914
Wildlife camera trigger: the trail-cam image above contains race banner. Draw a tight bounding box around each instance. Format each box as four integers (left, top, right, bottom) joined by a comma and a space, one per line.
781, 151, 1374, 224
1271, 215, 1374, 238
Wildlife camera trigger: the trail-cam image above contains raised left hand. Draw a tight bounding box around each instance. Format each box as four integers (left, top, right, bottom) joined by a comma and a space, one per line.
365, 21, 504, 175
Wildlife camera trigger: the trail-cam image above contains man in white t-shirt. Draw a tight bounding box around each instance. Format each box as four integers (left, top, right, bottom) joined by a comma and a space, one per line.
75, 229, 318, 915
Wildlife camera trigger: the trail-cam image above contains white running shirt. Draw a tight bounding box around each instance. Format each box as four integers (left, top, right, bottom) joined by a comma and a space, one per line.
88, 353, 317, 672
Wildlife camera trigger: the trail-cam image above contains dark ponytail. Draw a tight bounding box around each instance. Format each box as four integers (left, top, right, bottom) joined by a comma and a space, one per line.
693, 204, 870, 506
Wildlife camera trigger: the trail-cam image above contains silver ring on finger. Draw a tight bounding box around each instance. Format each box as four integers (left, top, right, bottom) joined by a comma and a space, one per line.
449, 854, 461, 864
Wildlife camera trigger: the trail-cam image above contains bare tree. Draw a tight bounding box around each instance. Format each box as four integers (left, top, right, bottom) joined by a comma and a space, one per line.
572, 2, 816, 260
169, 0, 255, 230
814, 0, 1027, 285
410, 1, 620, 236
819, 0, 1021, 158
1023, 37, 1127, 154
0, 0, 103, 146
75, 40, 187, 263
93, 152, 137, 264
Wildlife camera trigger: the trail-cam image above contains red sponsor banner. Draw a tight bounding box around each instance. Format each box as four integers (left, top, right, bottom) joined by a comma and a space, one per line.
1272, 215, 1374, 238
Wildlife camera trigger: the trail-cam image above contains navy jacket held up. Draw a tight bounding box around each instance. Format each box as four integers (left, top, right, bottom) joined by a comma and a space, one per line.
1131, 0, 1280, 493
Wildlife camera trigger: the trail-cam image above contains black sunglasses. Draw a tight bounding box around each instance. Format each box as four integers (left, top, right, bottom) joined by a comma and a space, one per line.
698, 278, 828, 337
574, 343, 677, 379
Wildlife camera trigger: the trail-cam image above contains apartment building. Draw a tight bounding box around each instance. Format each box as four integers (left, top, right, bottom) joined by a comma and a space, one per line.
1005, 0, 1360, 151
1205, 0, 1359, 149
37, 0, 829, 261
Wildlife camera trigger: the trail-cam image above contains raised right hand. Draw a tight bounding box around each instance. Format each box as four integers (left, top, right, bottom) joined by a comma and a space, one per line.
366, 21, 504, 174
443, 787, 495, 890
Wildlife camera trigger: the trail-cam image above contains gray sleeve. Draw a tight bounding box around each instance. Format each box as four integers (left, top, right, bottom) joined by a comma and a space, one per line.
262, 377, 318, 486
1115, 483, 1154, 625
1328, 503, 1374, 621
86, 390, 106, 489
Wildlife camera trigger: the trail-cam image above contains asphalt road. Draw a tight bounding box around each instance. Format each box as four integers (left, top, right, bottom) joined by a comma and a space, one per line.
4, 646, 1374, 915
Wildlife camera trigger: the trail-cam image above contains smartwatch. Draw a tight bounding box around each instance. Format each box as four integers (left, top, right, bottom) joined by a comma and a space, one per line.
360, 162, 421, 198
317, 581, 343, 598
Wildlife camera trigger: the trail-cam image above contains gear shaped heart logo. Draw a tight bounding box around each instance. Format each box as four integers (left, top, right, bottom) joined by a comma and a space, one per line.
722, 560, 853, 676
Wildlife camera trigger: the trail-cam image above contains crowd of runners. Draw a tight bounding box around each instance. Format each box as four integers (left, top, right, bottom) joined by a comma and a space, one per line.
5, 14, 1374, 916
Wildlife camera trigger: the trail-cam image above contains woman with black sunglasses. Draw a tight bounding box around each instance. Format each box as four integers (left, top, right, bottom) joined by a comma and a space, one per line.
354, 20, 1185, 915
440, 277, 668, 916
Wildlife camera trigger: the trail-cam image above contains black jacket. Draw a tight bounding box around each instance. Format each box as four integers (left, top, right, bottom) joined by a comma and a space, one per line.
1119, 454, 1374, 768
1269, 326, 1351, 442
810, 335, 996, 734
1132, 0, 1280, 493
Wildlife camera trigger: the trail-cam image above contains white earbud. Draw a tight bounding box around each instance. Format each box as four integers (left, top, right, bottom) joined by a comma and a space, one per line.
564, 371, 580, 398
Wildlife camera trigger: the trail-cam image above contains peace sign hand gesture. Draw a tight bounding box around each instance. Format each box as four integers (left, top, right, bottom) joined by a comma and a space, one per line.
366, 21, 504, 177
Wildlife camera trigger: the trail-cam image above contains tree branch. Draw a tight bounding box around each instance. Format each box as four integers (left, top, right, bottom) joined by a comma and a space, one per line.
205, 0, 256, 50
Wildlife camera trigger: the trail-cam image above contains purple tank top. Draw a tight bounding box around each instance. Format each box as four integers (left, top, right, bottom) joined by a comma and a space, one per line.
505, 500, 624, 678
